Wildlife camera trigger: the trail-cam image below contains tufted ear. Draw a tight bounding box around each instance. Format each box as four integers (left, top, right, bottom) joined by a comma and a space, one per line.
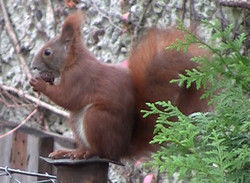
61, 11, 84, 42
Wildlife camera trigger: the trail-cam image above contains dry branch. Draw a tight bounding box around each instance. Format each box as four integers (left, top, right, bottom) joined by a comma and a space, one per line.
218, 0, 250, 9
0, 108, 37, 139
133, 0, 152, 43
0, 84, 69, 118
0, 119, 75, 148
0, 0, 32, 79
90, 0, 123, 31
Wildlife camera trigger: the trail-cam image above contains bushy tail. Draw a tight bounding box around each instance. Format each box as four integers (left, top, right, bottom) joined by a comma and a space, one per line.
126, 28, 209, 158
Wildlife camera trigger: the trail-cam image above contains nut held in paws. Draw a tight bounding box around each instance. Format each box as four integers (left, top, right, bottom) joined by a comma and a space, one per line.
40, 71, 55, 84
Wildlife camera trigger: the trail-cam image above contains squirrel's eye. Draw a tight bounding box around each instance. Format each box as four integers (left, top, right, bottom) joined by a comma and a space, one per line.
44, 48, 52, 56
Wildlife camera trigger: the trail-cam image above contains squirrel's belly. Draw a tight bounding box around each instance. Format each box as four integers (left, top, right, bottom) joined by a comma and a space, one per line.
71, 104, 93, 149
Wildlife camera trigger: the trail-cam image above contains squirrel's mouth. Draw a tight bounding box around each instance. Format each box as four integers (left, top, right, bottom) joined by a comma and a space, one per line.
39, 71, 55, 85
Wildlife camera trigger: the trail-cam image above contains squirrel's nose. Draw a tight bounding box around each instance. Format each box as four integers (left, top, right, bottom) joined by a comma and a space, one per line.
31, 58, 45, 71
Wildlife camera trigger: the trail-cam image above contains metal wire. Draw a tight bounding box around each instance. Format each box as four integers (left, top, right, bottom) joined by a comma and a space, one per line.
0, 166, 56, 183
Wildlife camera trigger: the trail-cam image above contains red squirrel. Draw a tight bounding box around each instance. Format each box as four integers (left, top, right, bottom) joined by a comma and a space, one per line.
30, 12, 208, 161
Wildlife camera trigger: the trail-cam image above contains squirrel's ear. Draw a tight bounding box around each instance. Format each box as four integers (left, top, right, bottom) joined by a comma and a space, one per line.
61, 11, 84, 41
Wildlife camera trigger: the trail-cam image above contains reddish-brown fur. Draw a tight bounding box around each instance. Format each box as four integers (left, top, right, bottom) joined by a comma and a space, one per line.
127, 29, 209, 156
30, 12, 208, 161
65, 0, 78, 8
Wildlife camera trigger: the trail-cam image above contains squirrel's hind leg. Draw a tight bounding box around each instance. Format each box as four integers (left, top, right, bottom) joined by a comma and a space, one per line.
48, 148, 88, 159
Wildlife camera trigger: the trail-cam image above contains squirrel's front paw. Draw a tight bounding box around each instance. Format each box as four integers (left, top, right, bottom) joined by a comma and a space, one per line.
30, 77, 47, 93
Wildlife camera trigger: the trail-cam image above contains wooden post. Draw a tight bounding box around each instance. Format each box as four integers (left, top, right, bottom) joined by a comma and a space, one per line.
41, 157, 123, 183
38, 137, 54, 181
11, 131, 27, 170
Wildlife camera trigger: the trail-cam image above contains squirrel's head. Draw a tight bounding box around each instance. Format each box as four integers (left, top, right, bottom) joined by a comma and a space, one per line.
32, 11, 84, 84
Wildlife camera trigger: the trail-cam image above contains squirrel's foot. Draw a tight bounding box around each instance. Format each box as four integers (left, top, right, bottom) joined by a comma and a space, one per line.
48, 149, 88, 160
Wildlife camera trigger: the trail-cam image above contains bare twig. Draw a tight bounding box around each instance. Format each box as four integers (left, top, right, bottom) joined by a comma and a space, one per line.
0, 108, 37, 139
138, 0, 152, 27
133, 0, 152, 42
181, 0, 188, 22
0, 119, 76, 148
0, 84, 69, 118
218, 0, 250, 9
90, 0, 123, 31
0, 86, 33, 108
0, 0, 32, 80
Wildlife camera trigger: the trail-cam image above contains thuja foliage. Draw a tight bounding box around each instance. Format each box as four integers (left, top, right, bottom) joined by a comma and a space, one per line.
142, 20, 250, 183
